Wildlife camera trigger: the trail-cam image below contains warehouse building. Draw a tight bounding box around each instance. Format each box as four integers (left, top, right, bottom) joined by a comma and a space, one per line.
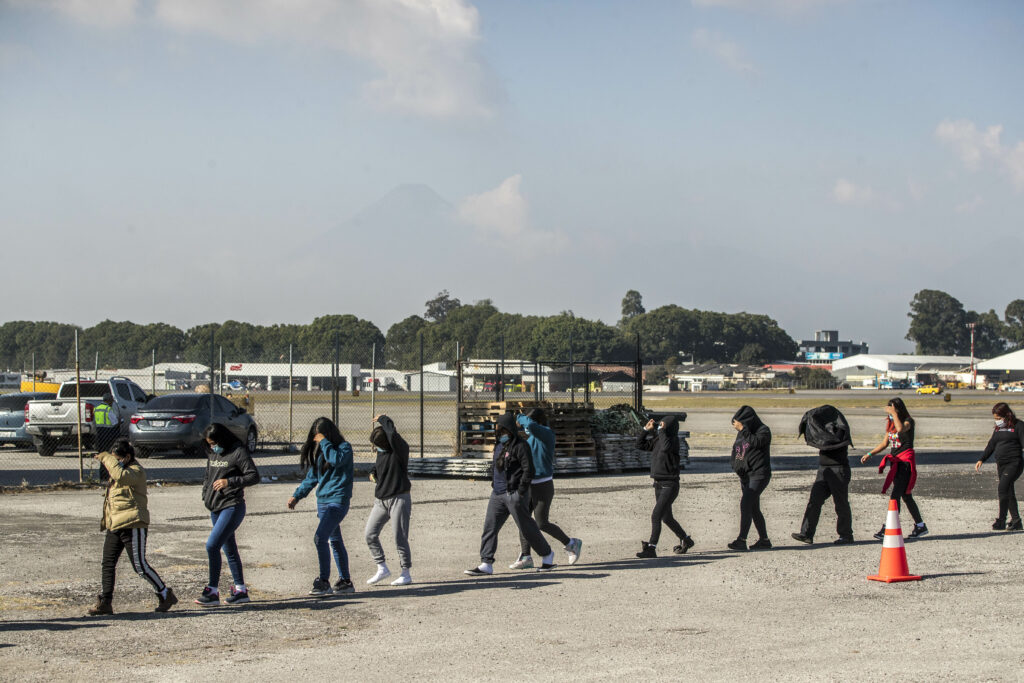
977, 349, 1024, 384
830, 354, 975, 385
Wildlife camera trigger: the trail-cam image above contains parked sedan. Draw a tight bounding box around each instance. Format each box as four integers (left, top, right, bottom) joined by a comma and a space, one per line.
0, 391, 57, 447
128, 393, 258, 458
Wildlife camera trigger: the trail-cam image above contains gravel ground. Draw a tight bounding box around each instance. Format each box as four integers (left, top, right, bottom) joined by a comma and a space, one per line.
2, 447, 1023, 681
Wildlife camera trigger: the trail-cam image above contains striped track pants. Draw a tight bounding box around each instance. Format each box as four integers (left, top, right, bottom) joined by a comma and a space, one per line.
100, 528, 166, 599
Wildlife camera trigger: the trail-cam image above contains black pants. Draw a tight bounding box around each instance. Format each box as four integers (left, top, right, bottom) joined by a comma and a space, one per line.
519, 480, 571, 555
100, 528, 166, 600
479, 490, 551, 564
996, 459, 1023, 523
738, 474, 770, 541
800, 465, 853, 539
889, 460, 923, 524
650, 480, 687, 546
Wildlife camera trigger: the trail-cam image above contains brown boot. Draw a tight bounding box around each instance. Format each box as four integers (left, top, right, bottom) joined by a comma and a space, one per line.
87, 597, 113, 616
155, 587, 178, 613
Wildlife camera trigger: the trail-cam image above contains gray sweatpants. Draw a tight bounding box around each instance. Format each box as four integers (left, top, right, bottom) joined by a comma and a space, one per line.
364, 494, 412, 569
479, 490, 552, 565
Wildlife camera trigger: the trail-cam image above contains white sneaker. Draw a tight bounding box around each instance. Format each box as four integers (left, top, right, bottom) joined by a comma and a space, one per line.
509, 555, 534, 570
566, 538, 583, 565
390, 570, 412, 586
366, 565, 391, 585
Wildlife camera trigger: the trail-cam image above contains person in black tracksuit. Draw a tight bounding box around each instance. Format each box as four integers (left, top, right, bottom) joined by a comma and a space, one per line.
792, 405, 854, 545
975, 402, 1024, 531
729, 406, 772, 551
635, 415, 694, 558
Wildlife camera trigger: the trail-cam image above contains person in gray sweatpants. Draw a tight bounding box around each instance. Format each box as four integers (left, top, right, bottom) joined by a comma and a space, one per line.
364, 415, 413, 586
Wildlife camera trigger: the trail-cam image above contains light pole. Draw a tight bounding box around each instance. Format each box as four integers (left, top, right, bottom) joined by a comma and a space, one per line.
967, 322, 977, 389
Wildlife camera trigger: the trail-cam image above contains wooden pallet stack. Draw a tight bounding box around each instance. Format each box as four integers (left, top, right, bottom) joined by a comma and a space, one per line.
593, 432, 690, 473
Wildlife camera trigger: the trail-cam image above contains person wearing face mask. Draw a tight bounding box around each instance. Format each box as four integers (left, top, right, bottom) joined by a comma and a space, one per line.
974, 402, 1024, 531
87, 439, 177, 616
195, 422, 259, 606
728, 406, 772, 552
861, 397, 928, 540
363, 414, 413, 586
465, 412, 555, 575
635, 414, 694, 558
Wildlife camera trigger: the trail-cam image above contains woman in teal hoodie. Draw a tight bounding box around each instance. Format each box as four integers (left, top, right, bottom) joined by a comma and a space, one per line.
287, 417, 354, 596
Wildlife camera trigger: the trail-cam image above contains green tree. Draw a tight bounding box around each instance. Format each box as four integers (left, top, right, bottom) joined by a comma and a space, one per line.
736, 343, 766, 365
966, 309, 1006, 359
424, 290, 462, 322
1005, 299, 1024, 350
620, 289, 645, 324
906, 289, 969, 355
384, 315, 427, 369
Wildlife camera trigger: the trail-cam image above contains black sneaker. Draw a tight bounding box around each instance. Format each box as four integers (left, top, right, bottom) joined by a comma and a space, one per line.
635, 542, 657, 558
535, 563, 557, 573
791, 532, 813, 545
332, 578, 355, 593
833, 536, 855, 545
463, 566, 493, 576
155, 587, 178, 613
224, 587, 250, 605
727, 539, 747, 551
873, 527, 885, 541
309, 578, 331, 596
672, 535, 696, 554
992, 519, 1006, 531
908, 523, 929, 539
194, 586, 220, 607
750, 538, 772, 550
1007, 519, 1023, 531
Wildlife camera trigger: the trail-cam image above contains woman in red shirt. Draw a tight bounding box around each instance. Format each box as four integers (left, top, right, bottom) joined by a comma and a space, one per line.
861, 397, 928, 540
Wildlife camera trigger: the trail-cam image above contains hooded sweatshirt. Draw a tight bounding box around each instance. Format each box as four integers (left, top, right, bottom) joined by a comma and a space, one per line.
798, 405, 852, 467
369, 415, 411, 499
495, 412, 534, 496
637, 414, 680, 482
517, 413, 556, 482
293, 438, 354, 506
731, 406, 771, 477
202, 441, 259, 512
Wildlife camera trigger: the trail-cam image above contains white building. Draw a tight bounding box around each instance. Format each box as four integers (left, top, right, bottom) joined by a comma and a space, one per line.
977, 349, 1024, 384
223, 362, 361, 391
830, 354, 975, 384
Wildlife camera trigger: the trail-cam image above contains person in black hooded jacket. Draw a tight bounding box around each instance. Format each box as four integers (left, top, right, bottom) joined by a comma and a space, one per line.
465, 412, 555, 576
635, 415, 694, 558
728, 406, 772, 551
364, 414, 414, 586
791, 405, 854, 545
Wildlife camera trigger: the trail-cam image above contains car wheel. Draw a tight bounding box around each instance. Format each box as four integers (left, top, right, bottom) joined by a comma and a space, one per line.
36, 439, 57, 457
246, 427, 257, 455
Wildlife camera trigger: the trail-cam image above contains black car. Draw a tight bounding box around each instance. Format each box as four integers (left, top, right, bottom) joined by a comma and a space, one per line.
128, 393, 258, 457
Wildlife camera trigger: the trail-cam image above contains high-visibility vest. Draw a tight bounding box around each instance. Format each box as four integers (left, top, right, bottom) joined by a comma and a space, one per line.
95, 403, 115, 426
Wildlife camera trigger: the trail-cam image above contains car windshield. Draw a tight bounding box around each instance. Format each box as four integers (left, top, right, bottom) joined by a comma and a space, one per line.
143, 394, 207, 412
58, 383, 111, 399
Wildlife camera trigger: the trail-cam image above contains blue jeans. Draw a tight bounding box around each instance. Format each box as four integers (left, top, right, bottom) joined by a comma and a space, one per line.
315, 501, 349, 582
207, 502, 246, 588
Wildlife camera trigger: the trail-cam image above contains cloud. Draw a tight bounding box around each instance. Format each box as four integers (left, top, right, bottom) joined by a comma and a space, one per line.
832, 178, 873, 205
457, 175, 567, 249
692, 0, 843, 13
907, 177, 927, 202
691, 28, 756, 75
954, 195, 983, 214
4, 0, 138, 28
936, 118, 1024, 191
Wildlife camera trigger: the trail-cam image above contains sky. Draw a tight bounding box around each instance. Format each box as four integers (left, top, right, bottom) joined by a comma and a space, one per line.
1, 0, 1022, 354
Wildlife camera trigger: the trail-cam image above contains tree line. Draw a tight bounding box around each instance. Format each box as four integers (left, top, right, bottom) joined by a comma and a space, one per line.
905, 290, 1024, 357
0, 290, 797, 371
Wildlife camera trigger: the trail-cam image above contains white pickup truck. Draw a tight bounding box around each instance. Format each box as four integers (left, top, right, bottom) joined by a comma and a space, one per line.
26, 377, 150, 457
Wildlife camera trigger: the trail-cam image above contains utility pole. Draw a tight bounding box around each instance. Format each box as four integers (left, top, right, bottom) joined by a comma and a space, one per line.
967, 322, 977, 389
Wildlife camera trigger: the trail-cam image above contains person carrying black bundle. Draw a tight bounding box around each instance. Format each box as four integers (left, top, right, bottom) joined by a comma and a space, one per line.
792, 405, 855, 545
728, 406, 772, 551
635, 414, 694, 558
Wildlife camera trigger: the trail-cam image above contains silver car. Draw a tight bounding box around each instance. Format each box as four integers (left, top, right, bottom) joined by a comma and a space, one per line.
128, 393, 258, 458
0, 392, 57, 447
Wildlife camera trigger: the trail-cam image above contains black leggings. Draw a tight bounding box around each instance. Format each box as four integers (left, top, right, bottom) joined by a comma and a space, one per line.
739, 474, 770, 541
101, 528, 166, 600
650, 481, 687, 546
997, 459, 1023, 523
519, 480, 571, 555
889, 460, 923, 524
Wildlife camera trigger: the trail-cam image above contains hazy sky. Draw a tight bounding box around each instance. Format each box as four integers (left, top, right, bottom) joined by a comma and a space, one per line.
1, 0, 1022, 353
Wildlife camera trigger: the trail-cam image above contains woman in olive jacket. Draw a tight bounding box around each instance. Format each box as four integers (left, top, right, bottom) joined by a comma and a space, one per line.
87, 440, 176, 616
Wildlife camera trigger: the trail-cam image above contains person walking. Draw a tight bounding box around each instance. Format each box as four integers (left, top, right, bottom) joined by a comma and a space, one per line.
509, 408, 583, 570
974, 402, 1024, 531
792, 405, 855, 545
635, 414, 694, 558
93, 392, 120, 454
364, 414, 413, 587
465, 412, 556, 576
728, 406, 772, 551
288, 417, 356, 595
861, 397, 928, 540
87, 440, 177, 615
195, 423, 259, 606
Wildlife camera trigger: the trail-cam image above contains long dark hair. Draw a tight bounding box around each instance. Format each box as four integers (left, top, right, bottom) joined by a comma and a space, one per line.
203, 422, 241, 452
993, 402, 1017, 428
887, 397, 911, 424
300, 417, 346, 475
111, 439, 135, 465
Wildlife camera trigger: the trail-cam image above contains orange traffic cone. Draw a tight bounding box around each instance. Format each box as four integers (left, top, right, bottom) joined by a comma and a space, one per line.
867, 499, 922, 583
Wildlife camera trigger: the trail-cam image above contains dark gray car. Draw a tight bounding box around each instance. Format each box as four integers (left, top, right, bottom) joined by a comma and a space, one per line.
128, 393, 258, 457
0, 392, 57, 447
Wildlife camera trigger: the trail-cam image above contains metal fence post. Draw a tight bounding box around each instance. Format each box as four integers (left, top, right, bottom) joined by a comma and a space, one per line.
634, 333, 642, 413
288, 344, 294, 445
370, 342, 376, 420
332, 332, 339, 424
94, 351, 98, 381
419, 332, 424, 458
151, 349, 156, 394
499, 335, 505, 402
569, 331, 575, 405
218, 346, 223, 391
31, 352, 35, 391
75, 330, 83, 482
208, 329, 215, 423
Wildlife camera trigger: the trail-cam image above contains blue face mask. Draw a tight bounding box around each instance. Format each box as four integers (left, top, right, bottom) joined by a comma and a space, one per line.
996, 419, 1006, 428
211, 444, 224, 455
376, 447, 386, 454
499, 434, 510, 444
